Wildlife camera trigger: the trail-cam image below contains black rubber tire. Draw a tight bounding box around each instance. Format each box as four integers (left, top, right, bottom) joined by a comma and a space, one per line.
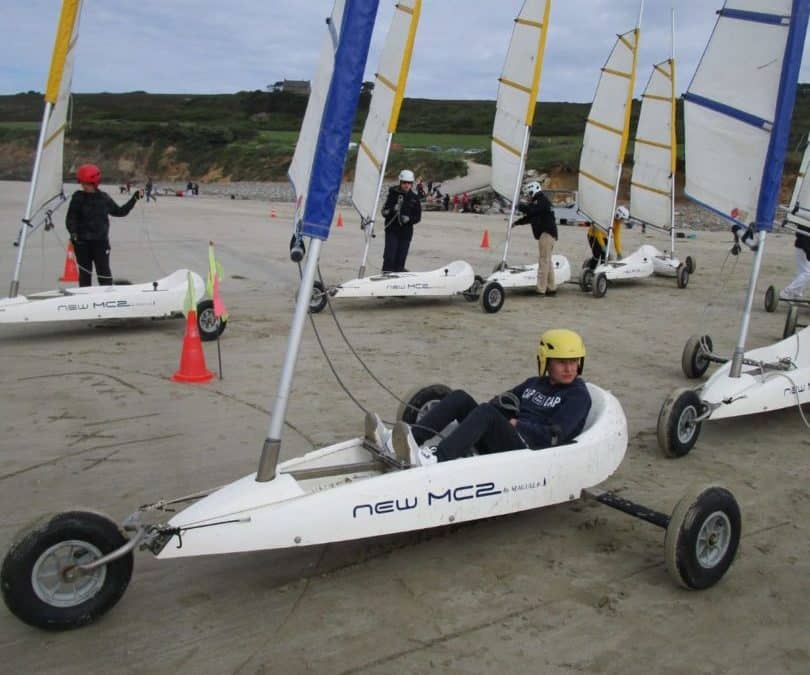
681, 334, 713, 379
579, 267, 594, 292
480, 281, 505, 313
685, 256, 696, 274
196, 299, 226, 342
783, 305, 799, 339
657, 388, 704, 458
677, 264, 690, 289
397, 384, 452, 425
665, 485, 741, 590
1, 511, 133, 630
592, 272, 608, 298
309, 280, 327, 314
764, 285, 778, 313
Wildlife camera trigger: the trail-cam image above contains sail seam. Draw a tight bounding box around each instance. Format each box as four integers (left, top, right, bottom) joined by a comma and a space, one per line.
602, 67, 632, 80
580, 170, 614, 191
586, 118, 623, 136
492, 135, 522, 156
643, 93, 670, 102
684, 93, 772, 130
635, 136, 670, 150
395, 3, 413, 16
515, 17, 543, 29
359, 141, 381, 170
631, 180, 670, 197
376, 73, 397, 92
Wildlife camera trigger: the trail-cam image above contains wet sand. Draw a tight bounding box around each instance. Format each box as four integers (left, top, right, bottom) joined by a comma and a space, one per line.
0, 181, 808, 674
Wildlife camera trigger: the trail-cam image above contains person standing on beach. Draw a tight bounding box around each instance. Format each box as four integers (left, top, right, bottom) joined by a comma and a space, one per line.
514, 181, 558, 296
145, 178, 156, 203
381, 169, 422, 272
779, 225, 810, 300
66, 164, 140, 286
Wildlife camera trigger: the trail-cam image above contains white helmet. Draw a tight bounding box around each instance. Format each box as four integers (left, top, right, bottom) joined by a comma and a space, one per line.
524, 181, 542, 197
615, 205, 630, 221
398, 169, 415, 182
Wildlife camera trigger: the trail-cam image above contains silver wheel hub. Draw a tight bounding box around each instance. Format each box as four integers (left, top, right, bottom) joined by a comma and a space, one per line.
31, 540, 106, 607
695, 511, 731, 568
199, 309, 218, 333
677, 404, 698, 443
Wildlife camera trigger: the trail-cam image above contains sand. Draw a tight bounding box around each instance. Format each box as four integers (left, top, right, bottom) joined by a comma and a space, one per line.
0, 180, 808, 674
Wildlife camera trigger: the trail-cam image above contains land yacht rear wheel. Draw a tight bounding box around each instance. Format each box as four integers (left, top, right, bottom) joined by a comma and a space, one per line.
480, 281, 504, 313
309, 281, 328, 314
685, 256, 696, 274
579, 268, 593, 292
764, 285, 778, 313
397, 384, 452, 425
681, 334, 713, 379
665, 485, 740, 590
783, 305, 799, 338
592, 272, 607, 298
676, 264, 690, 289
196, 299, 226, 341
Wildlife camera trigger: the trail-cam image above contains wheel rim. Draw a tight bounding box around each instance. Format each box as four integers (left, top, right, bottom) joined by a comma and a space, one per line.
416, 399, 441, 422
677, 404, 699, 444
199, 308, 218, 333
695, 510, 732, 568
31, 540, 107, 607
487, 287, 502, 307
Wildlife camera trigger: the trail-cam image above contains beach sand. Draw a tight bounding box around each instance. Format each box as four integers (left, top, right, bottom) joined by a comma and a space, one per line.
0, 181, 807, 674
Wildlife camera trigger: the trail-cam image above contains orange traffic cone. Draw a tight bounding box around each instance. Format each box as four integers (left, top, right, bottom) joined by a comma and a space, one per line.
480, 229, 490, 249
336, 212, 344, 227
171, 311, 214, 384
59, 243, 79, 282
270, 208, 277, 218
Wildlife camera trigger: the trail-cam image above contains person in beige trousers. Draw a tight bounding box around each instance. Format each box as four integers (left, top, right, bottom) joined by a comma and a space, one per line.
515, 181, 558, 296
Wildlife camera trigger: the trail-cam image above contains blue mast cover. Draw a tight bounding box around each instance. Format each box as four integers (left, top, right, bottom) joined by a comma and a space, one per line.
757, 0, 810, 231
302, 0, 380, 240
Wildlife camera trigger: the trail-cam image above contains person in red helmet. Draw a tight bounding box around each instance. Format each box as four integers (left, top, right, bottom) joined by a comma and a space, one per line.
66, 164, 140, 286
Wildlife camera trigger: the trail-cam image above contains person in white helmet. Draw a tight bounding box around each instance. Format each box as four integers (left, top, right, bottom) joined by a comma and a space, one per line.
365, 329, 591, 467
380, 169, 422, 272
514, 181, 558, 295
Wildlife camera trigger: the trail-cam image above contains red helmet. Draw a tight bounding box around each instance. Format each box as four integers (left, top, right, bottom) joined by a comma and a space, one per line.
76, 164, 101, 186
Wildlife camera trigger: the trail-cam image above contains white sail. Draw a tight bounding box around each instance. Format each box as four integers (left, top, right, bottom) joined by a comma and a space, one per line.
491, 0, 551, 200
578, 27, 640, 229
27, 0, 83, 229
351, 0, 421, 223
288, 0, 346, 222
684, 0, 793, 227
630, 58, 675, 230
787, 135, 810, 228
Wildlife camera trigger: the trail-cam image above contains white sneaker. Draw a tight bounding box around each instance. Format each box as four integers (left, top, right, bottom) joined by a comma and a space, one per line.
364, 412, 392, 455
392, 421, 438, 467
779, 289, 802, 301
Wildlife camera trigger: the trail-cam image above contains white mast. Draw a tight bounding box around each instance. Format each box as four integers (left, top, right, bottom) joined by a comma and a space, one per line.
490, 0, 552, 269
9, 0, 82, 297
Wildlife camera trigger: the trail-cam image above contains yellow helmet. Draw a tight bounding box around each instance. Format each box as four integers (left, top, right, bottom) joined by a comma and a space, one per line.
537, 329, 586, 376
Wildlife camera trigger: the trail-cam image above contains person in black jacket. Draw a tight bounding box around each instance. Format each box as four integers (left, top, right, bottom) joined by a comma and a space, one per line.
366, 329, 591, 467
780, 225, 810, 300
514, 181, 558, 295
380, 169, 422, 272
66, 164, 140, 286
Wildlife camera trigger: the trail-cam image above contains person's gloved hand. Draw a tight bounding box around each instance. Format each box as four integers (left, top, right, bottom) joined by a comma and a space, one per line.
400, 215, 410, 224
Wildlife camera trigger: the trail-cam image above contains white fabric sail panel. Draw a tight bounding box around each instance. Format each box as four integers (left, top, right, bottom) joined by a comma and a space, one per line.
492, 0, 548, 200
787, 138, 810, 227
352, 0, 419, 222
31, 0, 83, 222
630, 60, 674, 229
578, 29, 638, 228
684, 1, 790, 223
289, 0, 346, 220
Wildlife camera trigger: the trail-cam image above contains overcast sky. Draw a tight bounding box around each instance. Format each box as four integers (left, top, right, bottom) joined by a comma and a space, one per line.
2, 1, 809, 103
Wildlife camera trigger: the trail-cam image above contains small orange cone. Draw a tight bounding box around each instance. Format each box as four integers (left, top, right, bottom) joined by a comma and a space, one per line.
171, 311, 214, 384
480, 229, 490, 249
59, 243, 79, 282
336, 213, 344, 227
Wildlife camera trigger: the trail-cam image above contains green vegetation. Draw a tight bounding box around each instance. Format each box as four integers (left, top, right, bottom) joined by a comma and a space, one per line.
0, 85, 808, 182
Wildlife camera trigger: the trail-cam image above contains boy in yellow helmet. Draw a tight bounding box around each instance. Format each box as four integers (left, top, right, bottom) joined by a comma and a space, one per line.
367, 329, 591, 467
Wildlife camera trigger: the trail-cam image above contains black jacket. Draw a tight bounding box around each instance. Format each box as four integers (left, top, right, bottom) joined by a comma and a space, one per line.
795, 225, 810, 260
381, 186, 422, 229
66, 190, 138, 241
515, 192, 557, 240
494, 375, 591, 449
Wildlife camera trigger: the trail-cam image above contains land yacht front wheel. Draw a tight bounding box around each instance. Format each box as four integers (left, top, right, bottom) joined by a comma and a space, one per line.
783, 305, 799, 339
592, 272, 608, 298
480, 281, 504, 313
681, 334, 713, 379
665, 485, 740, 590
657, 388, 704, 458
1, 511, 133, 630
397, 384, 451, 426
579, 267, 594, 292
685, 256, 696, 274
676, 264, 690, 289
309, 280, 328, 314
196, 299, 227, 341
764, 285, 778, 313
